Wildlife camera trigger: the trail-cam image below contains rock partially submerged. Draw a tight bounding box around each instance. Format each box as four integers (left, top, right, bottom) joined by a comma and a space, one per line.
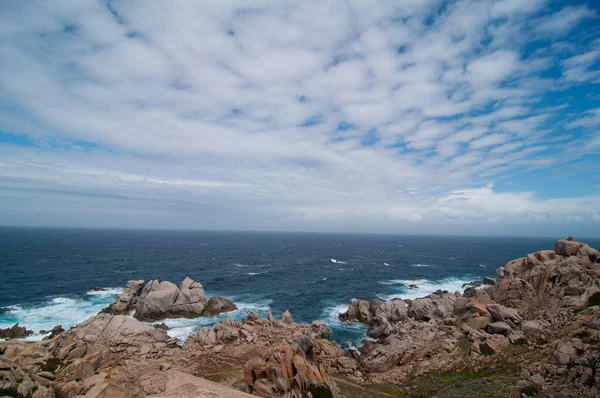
202, 296, 237, 317
0, 323, 34, 339
103, 277, 238, 321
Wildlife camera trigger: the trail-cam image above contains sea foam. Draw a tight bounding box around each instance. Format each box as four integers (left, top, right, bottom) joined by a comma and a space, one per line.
0, 288, 122, 340
377, 276, 474, 301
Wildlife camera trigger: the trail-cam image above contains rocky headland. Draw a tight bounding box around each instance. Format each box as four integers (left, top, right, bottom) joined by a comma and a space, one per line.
1, 238, 599, 397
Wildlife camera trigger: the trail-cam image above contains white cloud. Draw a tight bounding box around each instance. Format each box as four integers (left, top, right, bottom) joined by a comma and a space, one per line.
0, 0, 598, 234
534, 5, 596, 36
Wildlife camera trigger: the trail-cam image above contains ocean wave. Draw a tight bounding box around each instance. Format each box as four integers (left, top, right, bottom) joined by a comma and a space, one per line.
377, 276, 474, 301
247, 271, 267, 276
86, 287, 124, 296
235, 263, 270, 268
320, 303, 369, 347
157, 298, 273, 343
0, 290, 120, 340
411, 263, 432, 268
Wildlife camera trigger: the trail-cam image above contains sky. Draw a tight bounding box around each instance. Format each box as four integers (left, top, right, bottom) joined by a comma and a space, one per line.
0, 0, 599, 237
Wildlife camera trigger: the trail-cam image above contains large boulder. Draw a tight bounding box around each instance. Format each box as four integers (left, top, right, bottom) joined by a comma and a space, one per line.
555, 239, 584, 257
202, 297, 237, 317
407, 291, 457, 321
134, 277, 207, 321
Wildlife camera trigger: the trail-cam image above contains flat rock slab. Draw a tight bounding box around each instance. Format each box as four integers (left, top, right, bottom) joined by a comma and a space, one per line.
154, 371, 254, 397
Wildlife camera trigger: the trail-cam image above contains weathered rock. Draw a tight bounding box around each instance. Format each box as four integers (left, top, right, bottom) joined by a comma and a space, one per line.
281, 310, 293, 324
201, 296, 237, 317
555, 239, 584, 257
408, 292, 457, 321
67, 313, 177, 351
244, 336, 340, 398
103, 279, 145, 315
134, 277, 207, 321
42, 325, 65, 340
486, 321, 512, 334
0, 323, 34, 339
522, 320, 544, 337
487, 303, 522, 324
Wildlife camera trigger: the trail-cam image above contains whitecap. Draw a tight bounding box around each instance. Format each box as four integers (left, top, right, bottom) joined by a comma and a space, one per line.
320, 303, 369, 346
479, 264, 487, 268
86, 287, 123, 296
155, 298, 273, 343
247, 271, 267, 276
383, 262, 390, 266
377, 276, 474, 301
411, 263, 431, 268
0, 291, 120, 339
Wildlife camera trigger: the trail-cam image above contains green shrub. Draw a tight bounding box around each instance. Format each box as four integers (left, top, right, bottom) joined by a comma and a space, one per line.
520, 385, 540, 396
479, 343, 495, 356
40, 357, 64, 373
306, 385, 334, 398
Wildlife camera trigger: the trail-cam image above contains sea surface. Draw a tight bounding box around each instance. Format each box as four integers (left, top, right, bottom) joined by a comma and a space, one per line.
2, 227, 598, 346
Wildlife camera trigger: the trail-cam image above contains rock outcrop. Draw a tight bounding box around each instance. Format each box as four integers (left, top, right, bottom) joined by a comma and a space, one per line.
66, 313, 179, 351
0, 323, 34, 339
337, 238, 600, 396
202, 296, 237, 317
134, 277, 207, 321
244, 336, 340, 398
104, 277, 237, 321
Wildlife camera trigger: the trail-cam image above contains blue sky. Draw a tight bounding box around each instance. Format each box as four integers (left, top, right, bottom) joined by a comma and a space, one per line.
0, 0, 599, 236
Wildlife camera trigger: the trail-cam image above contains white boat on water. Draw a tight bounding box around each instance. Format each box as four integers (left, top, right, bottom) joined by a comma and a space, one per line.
331, 258, 342, 263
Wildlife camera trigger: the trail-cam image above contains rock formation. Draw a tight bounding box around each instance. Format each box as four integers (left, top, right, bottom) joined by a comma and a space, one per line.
103, 277, 237, 321
337, 238, 600, 396
0, 323, 34, 339
244, 336, 340, 398
202, 296, 238, 317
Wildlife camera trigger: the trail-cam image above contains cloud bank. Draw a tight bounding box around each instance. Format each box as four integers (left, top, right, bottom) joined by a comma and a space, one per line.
0, 0, 599, 236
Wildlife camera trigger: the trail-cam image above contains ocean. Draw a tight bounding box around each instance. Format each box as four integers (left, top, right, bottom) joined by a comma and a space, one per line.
2, 227, 597, 346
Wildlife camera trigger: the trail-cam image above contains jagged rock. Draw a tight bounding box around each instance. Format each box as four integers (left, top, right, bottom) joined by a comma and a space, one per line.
247, 312, 263, 324
201, 296, 237, 317
103, 279, 145, 315
244, 336, 340, 398
42, 325, 65, 340
0, 323, 34, 339
281, 310, 293, 324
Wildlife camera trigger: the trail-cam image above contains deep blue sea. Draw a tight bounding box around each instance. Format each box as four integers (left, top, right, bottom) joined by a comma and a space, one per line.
2, 227, 598, 346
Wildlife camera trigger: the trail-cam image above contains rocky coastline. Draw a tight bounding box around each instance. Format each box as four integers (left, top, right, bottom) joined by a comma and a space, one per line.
1, 238, 600, 397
